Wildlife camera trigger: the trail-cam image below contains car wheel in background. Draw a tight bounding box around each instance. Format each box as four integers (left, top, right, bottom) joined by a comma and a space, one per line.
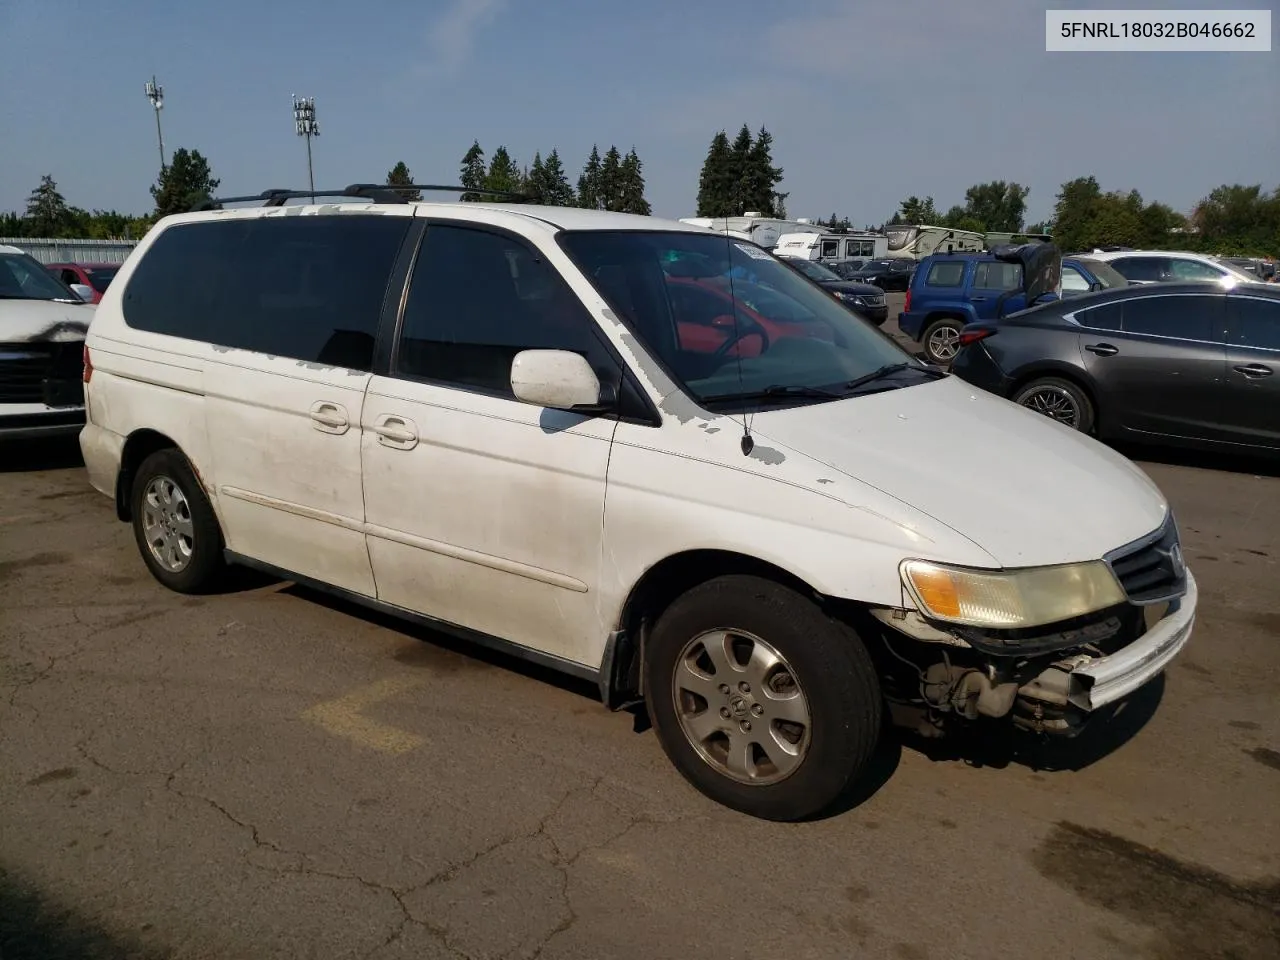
1012, 377, 1095, 433
921, 318, 963, 365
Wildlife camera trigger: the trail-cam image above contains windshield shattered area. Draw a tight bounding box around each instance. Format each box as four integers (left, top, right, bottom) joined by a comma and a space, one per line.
558, 231, 936, 409
0, 253, 82, 301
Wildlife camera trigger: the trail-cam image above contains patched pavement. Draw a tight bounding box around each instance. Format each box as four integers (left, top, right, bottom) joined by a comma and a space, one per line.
2, 423, 1278, 960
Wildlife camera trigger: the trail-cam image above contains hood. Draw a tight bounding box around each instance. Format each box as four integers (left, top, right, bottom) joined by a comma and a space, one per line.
0, 298, 94, 342
747, 376, 1167, 568
824, 281, 883, 296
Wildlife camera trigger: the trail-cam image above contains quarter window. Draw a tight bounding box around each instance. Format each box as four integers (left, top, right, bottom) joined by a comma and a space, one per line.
395, 224, 616, 398
1228, 296, 1280, 350
1111, 257, 1167, 283
972, 262, 1023, 290
1121, 295, 1222, 342
121, 215, 410, 371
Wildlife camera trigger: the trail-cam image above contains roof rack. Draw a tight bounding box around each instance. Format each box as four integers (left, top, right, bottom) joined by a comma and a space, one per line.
192, 183, 539, 211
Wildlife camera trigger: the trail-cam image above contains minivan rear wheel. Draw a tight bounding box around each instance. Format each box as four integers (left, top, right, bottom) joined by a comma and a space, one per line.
131, 449, 227, 593
644, 575, 881, 821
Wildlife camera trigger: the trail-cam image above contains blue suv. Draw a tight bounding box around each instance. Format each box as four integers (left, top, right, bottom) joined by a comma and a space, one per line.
899, 252, 1125, 364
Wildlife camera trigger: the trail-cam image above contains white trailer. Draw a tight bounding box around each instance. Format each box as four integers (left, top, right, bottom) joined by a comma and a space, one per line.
678, 213, 824, 250
882, 224, 986, 260
772, 231, 888, 262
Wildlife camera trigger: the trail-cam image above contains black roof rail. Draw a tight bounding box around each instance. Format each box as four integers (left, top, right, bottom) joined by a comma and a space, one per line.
192, 182, 539, 212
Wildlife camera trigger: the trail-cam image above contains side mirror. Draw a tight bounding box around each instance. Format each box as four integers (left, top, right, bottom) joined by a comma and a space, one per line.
70, 283, 94, 302
1089, 280, 1105, 292
510, 349, 603, 411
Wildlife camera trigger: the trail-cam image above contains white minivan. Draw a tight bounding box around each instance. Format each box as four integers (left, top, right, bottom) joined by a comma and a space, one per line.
79, 192, 1196, 820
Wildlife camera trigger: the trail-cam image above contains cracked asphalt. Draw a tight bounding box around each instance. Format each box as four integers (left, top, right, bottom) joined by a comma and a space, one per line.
3, 365, 1280, 958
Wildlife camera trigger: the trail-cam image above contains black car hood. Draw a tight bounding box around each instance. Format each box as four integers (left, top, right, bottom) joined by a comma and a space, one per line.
819, 280, 883, 295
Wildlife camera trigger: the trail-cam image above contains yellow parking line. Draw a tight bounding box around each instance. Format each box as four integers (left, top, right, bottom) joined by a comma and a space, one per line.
300, 676, 426, 755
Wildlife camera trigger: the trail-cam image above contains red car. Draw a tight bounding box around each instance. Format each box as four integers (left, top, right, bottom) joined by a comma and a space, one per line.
666, 276, 836, 357
45, 261, 121, 304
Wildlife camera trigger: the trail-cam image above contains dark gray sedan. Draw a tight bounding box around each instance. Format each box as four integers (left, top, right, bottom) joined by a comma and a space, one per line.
951, 281, 1280, 454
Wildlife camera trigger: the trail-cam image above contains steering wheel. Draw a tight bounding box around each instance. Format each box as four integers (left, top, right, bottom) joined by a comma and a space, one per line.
712, 316, 770, 358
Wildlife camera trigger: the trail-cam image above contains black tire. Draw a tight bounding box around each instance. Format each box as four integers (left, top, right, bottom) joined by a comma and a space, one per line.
921, 317, 964, 365
130, 448, 227, 593
1011, 376, 1096, 433
644, 575, 882, 821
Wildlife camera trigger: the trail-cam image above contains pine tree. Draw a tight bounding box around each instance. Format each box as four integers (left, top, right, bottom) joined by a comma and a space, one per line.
541, 150, 576, 206
385, 161, 422, 201
617, 149, 651, 216
578, 145, 603, 210
599, 146, 623, 212
150, 148, 220, 218
524, 152, 547, 202
727, 124, 755, 215
695, 131, 734, 217
748, 126, 784, 217
25, 175, 70, 236
459, 141, 486, 201
484, 145, 522, 199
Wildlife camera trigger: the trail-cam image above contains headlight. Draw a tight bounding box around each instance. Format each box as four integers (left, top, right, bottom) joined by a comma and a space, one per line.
900, 559, 1126, 629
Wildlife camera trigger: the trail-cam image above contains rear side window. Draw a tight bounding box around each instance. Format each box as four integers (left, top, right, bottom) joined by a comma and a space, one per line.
1121, 295, 1222, 342
924, 261, 965, 286
1167, 258, 1225, 282
1110, 257, 1167, 282
121, 215, 411, 371
972, 261, 1023, 290
1073, 301, 1123, 330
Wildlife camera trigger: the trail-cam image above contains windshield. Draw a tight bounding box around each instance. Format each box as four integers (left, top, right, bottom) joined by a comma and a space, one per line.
1074, 258, 1128, 289
557, 231, 919, 408
789, 258, 841, 282
0, 252, 80, 301
84, 266, 119, 292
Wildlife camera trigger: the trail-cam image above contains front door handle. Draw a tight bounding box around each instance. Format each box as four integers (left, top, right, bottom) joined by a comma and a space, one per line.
1085, 343, 1119, 357
309, 401, 350, 435
1233, 363, 1273, 378
373, 414, 419, 450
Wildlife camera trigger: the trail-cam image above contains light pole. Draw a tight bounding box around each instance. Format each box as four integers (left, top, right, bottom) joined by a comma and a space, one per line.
144, 76, 165, 170
292, 95, 319, 200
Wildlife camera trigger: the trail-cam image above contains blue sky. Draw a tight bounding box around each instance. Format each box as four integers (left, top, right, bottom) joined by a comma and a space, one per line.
1, 0, 1276, 227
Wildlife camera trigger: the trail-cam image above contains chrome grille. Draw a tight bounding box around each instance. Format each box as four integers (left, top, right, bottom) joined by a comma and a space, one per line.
1104, 514, 1187, 605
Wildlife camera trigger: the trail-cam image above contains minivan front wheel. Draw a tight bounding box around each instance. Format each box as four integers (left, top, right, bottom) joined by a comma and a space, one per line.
131, 449, 226, 593
644, 575, 882, 821
921, 318, 963, 365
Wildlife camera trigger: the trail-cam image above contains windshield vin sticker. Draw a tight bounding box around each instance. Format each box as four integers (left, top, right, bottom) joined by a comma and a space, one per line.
735, 243, 772, 261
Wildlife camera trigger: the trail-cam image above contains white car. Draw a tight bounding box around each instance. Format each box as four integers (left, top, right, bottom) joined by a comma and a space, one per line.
78, 192, 1196, 820
1085, 249, 1258, 287
1, 244, 96, 439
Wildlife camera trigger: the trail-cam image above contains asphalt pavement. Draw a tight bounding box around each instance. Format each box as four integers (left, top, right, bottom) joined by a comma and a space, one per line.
3, 312, 1278, 959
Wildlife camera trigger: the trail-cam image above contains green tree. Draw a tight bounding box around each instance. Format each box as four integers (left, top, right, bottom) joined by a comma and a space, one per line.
727, 124, 754, 215
961, 181, 1029, 232
617, 148, 651, 216
459, 141, 486, 200
578, 145, 603, 210
695, 131, 734, 217
599, 146, 623, 212
25, 175, 70, 236
150, 148, 220, 218
746, 126, 785, 217
1050, 176, 1102, 252
894, 195, 939, 224
540, 149, 576, 206
483, 145, 522, 198
1192, 184, 1280, 253
385, 161, 422, 200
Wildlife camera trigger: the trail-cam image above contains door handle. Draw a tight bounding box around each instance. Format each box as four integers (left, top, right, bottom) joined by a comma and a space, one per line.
373, 414, 419, 449
309, 401, 349, 434
1085, 343, 1119, 357
970, 296, 989, 301
1233, 363, 1273, 378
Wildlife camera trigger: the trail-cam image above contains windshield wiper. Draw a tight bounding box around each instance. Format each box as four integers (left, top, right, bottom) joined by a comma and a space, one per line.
702, 384, 843, 404
842, 362, 946, 393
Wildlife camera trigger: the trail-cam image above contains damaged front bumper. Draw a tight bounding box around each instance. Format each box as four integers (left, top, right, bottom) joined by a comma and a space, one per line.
1014, 571, 1196, 733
